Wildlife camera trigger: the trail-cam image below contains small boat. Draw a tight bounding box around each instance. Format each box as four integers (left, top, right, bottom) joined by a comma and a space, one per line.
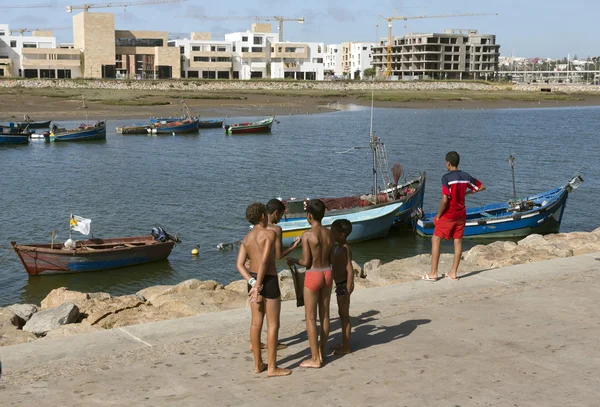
415, 174, 584, 239
149, 117, 183, 124
11, 234, 177, 276
147, 118, 200, 134
0, 120, 51, 130
116, 124, 148, 135
0, 133, 29, 145
50, 121, 106, 142
224, 117, 274, 134
198, 119, 224, 128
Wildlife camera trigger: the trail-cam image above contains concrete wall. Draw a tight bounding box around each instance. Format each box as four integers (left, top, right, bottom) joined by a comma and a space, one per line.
73, 12, 115, 78
155, 47, 180, 79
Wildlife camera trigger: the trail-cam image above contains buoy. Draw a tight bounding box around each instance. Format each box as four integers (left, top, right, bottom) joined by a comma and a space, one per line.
191, 247, 199, 256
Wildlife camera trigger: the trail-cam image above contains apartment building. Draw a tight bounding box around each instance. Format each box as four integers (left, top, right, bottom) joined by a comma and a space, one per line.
324, 44, 342, 77
341, 42, 374, 79
73, 12, 180, 79
0, 24, 81, 78
269, 41, 324, 80
225, 24, 277, 79
173, 33, 233, 79
372, 29, 500, 80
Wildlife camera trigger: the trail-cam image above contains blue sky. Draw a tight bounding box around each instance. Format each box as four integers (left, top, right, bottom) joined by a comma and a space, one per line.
1, 0, 597, 58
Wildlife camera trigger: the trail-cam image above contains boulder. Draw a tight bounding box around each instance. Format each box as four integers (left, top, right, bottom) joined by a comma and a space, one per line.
88, 292, 111, 300
278, 269, 292, 279
23, 303, 80, 336
0, 307, 20, 327
93, 304, 188, 329
150, 288, 246, 317
518, 234, 546, 248
0, 324, 37, 346
41, 288, 90, 310
351, 261, 364, 278
225, 280, 248, 295
45, 322, 103, 339
162, 279, 223, 295
136, 285, 172, 303
81, 295, 145, 326
7, 304, 39, 324
362, 259, 382, 278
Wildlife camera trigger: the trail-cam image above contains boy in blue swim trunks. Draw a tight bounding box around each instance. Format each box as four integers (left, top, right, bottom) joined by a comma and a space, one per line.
331, 219, 354, 355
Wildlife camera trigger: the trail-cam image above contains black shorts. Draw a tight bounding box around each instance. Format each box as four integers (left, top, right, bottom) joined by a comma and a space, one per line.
335, 280, 354, 296
248, 273, 281, 300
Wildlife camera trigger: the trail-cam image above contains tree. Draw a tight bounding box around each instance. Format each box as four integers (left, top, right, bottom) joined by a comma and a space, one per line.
363, 67, 376, 79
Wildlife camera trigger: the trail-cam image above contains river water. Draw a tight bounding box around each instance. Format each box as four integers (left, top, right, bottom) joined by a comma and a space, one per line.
1, 106, 599, 306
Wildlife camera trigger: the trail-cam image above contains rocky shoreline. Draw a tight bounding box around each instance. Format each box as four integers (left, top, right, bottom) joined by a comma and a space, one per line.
2, 228, 599, 347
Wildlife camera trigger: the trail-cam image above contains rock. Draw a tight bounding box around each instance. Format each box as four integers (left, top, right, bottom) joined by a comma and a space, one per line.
363, 259, 382, 277
45, 322, 103, 339
88, 292, 111, 300
518, 234, 546, 248
93, 304, 187, 330
225, 280, 248, 295
23, 303, 80, 336
136, 285, 172, 303
7, 304, 39, 324
0, 307, 21, 327
0, 323, 37, 346
150, 288, 246, 317
81, 295, 145, 325
351, 261, 364, 278
163, 279, 223, 295
41, 288, 90, 310
278, 269, 292, 279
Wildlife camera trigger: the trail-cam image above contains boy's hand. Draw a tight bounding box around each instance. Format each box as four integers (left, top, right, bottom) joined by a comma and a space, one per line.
291, 237, 301, 248
248, 285, 262, 302
286, 257, 297, 267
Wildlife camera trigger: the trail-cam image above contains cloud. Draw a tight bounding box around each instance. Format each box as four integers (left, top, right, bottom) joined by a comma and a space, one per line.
115, 11, 144, 24
184, 5, 206, 16
326, 7, 357, 23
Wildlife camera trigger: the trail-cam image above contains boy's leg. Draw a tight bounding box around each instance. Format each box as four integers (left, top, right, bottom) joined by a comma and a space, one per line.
448, 238, 462, 279
318, 286, 333, 362
301, 286, 321, 368
334, 293, 351, 355
264, 297, 291, 377
250, 301, 266, 373
428, 235, 442, 279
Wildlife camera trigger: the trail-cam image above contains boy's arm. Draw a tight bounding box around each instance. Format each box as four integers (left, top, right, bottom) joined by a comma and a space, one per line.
467, 176, 486, 195
434, 195, 449, 222
255, 233, 274, 288
287, 233, 311, 268
274, 226, 283, 260
345, 246, 354, 293
235, 242, 252, 282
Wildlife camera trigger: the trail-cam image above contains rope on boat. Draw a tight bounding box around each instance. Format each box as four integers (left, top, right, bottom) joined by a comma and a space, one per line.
0, 246, 14, 264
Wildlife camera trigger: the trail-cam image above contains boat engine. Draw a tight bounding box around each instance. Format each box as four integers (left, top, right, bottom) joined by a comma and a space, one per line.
508, 199, 535, 212
151, 227, 181, 243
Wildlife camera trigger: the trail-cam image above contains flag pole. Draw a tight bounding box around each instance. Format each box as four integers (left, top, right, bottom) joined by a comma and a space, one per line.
69, 214, 73, 241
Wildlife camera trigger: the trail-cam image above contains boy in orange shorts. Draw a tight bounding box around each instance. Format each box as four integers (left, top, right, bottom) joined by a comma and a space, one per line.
423, 151, 485, 282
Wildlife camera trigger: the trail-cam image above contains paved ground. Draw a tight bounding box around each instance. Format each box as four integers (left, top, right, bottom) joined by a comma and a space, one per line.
1, 253, 600, 407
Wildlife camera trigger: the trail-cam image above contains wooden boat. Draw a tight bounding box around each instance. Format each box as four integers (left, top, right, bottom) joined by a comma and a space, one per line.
415, 174, 584, 239
0, 133, 29, 145
116, 124, 148, 135
198, 119, 224, 128
279, 173, 426, 245
224, 117, 274, 134
147, 118, 200, 134
0, 120, 51, 130
11, 235, 176, 276
50, 121, 106, 142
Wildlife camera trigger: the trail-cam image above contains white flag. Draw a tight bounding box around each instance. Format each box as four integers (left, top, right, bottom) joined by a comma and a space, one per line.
70, 215, 91, 235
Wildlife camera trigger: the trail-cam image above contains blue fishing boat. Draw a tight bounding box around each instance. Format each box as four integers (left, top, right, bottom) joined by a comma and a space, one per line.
147, 118, 200, 134
198, 119, 224, 128
50, 121, 106, 142
415, 174, 583, 239
0, 133, 29, 145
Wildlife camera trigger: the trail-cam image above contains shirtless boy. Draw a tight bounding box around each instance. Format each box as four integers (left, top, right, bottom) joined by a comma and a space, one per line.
236, 202, 291, 377
287, 199, 334, 368
331, 219, 354, 355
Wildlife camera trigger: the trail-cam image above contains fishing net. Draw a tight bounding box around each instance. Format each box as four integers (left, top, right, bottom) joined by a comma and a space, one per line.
392, 162, 403, 185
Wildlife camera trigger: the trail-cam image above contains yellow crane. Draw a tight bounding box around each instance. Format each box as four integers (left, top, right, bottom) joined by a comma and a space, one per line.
378, 12, 498, 77
66, 0, 187, 13
8, 27, 71, 36
175, 15, 305, 42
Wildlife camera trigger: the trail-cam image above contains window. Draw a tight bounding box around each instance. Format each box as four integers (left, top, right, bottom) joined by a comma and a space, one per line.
211, 46, 216, 51
250, 71, 262, 79
233, 71, 239, 79
115, 38, 164, 47
192, 46, 200, 51
0, 55, 7, 59
253, 37, 262, 45
215, 57, 231, 62
57, 69, 72, 79
362, 47, 367, 50
241, 47, 249, 52
445, 46, 452, 52
180, 46, 185, 54
217, 46, 226, 52
0, 31, 5, 36
217, 71, 229, 79
24, 69, 38, 78
242, 36, 248, 42
278, 47, 282, 52
187, 70, 199, 78
202, 71, 216, 79
251, 47, 262, 53
23, 43, 37, 48
233, 45, 236, 52
194, 56, 210, 62
10, 40, 16, 47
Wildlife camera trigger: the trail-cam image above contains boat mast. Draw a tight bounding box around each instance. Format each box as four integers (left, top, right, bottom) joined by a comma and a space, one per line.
369, 71, 377, 196
509, 153, 517, 201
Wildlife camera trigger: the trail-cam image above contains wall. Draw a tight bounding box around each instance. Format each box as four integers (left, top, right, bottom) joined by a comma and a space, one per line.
73, 12, 116, 78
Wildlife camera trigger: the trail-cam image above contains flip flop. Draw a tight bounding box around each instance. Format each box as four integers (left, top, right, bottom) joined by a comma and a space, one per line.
445, 273, 460, 281
421, 275, 437, 282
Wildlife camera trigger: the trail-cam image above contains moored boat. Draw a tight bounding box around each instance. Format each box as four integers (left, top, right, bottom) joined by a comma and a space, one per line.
415, 174, 584, 239
0, 133, 29, 145
224, 117, 274, 134
50, 121, 106, 142
116, 124, 148, 135
198, 119, 224, 128
11, 235, 177, 276
147, 118, 200, 134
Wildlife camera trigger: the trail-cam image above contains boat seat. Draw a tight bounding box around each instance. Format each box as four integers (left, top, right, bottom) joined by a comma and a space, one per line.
479, 211, 494, 218
124, 243, 144, 247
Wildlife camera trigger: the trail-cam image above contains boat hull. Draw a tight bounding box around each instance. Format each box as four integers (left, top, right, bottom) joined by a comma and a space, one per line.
198, 120, 224, 128
0, 134, 29, 144
116, 125, 147, 134
51, 124, 106, 142
416, 186, 570, 239
148, 119, 200, 134
11, 236, 175, 276
224, 118, 274, 134
280, 201, 407, 246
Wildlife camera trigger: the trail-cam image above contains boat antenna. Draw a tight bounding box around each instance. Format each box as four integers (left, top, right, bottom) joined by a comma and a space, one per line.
370, 22, 378, 196
509, 153, 517, 201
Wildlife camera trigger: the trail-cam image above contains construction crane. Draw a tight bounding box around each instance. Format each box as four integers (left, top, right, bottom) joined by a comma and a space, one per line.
0, 3, 54, 8
8, 27, 71, 36
66, 0, 186, 13
175, 15, 305, 42
378, 12, 498, 77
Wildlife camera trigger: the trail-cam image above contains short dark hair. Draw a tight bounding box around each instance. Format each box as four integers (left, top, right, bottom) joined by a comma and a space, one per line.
332, 219, 352, 237
245, 202, 266, 225
306, 199, 326, 221
266, 198, 285, 215
445, 151, 460, 167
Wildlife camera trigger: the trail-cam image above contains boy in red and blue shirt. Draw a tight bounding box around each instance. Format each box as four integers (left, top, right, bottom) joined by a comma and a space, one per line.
423, 151, 486, 281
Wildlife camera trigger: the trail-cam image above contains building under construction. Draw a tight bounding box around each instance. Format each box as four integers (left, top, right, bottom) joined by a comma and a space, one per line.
372, 29, 500, 80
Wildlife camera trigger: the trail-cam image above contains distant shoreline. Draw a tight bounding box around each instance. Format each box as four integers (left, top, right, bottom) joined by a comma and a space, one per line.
2, 79, 600, 121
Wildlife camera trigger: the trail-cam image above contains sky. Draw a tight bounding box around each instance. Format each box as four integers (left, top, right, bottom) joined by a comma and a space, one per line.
0, 0, 597, 59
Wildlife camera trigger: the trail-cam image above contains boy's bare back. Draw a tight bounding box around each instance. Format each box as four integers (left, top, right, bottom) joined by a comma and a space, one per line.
243, 227, 277, 276
303, 224, 334, 269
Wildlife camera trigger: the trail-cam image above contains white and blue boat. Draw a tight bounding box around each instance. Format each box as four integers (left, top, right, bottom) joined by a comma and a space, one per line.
416, 174, 583, 239
50, 121, 106, 142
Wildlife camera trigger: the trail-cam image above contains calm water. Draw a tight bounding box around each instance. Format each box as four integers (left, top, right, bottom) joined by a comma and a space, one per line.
1, 106, 599, 306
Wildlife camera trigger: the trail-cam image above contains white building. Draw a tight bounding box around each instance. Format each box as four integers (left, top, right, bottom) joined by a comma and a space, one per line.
324, 44, 342, 77
0, 24, 81, 78
225, 24, 278, 80
270, 41, 324, 80
347, 42, 375, 79
172, 33, 233, 79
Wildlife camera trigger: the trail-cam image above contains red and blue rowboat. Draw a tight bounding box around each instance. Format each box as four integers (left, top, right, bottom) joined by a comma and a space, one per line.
224, 117, 274, 134
11, 235, 175, 276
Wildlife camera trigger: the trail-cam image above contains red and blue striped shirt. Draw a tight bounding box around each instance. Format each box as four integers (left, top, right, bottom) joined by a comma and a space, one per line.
441, 170, 482, 219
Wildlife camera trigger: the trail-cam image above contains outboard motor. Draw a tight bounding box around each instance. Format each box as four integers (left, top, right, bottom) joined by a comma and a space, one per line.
152, 227, 181, 243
